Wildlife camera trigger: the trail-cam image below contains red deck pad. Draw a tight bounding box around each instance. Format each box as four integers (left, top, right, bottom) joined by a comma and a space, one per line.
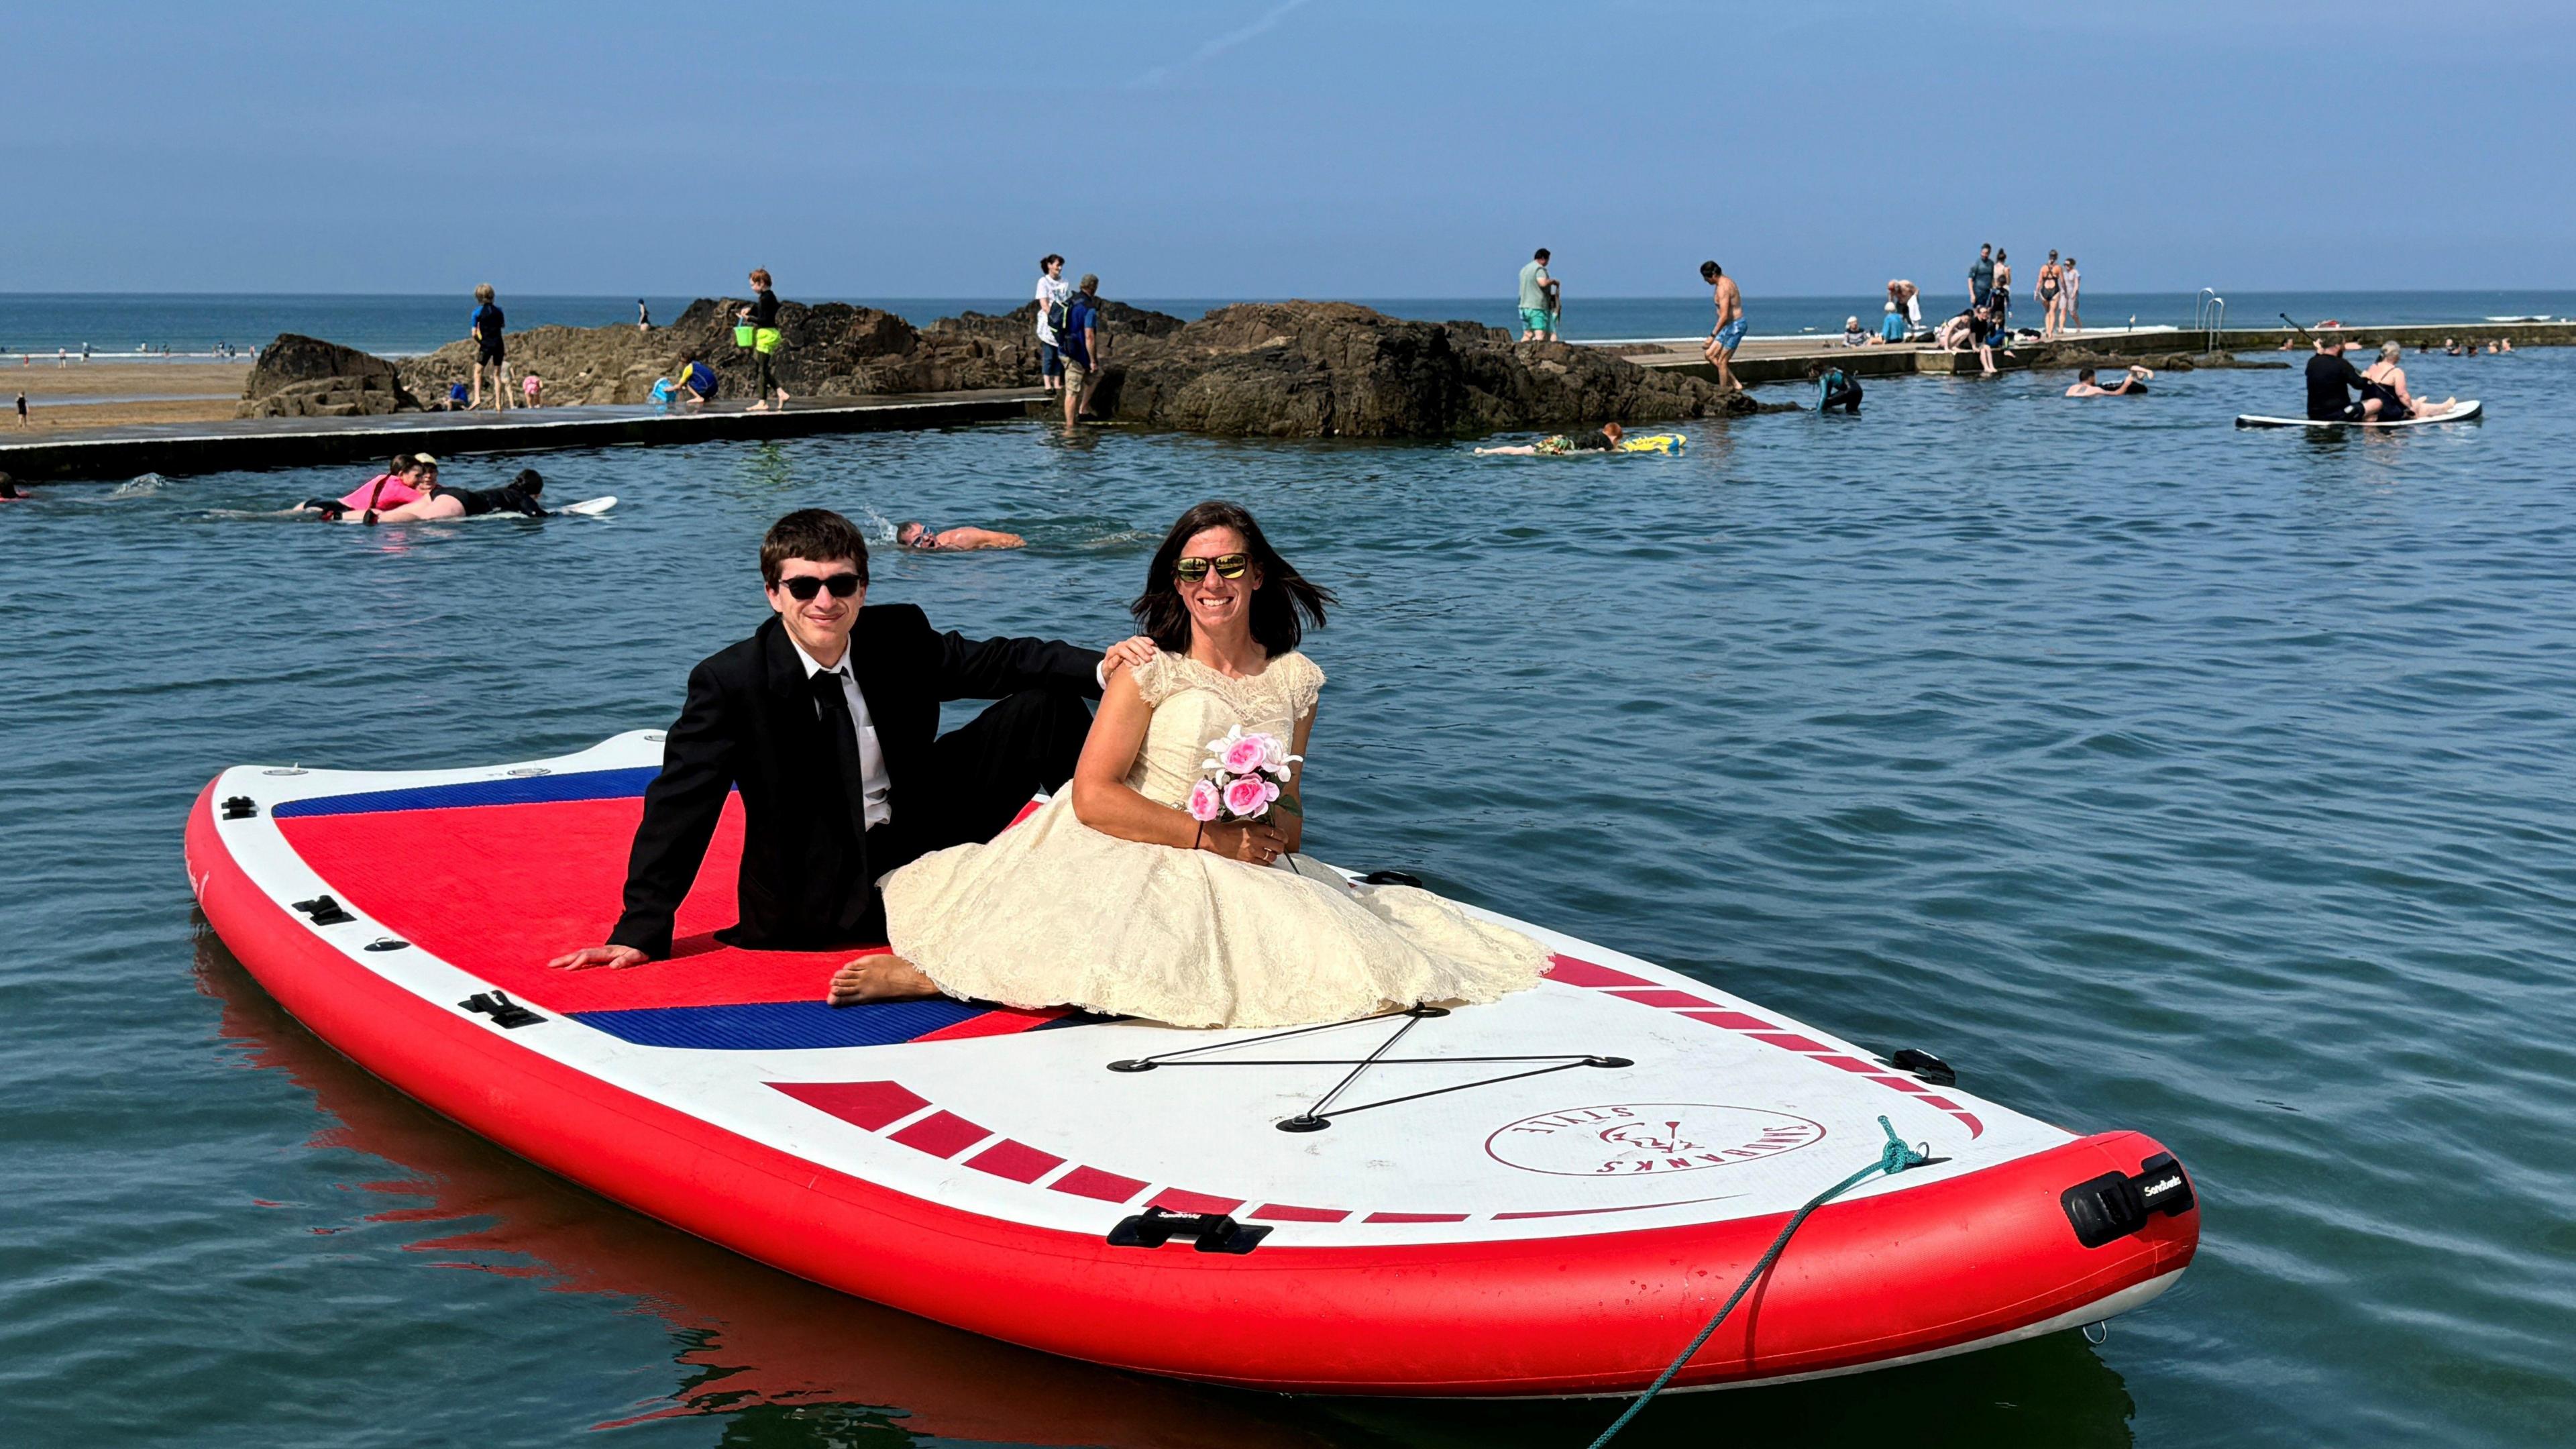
277, 796, 856, 1013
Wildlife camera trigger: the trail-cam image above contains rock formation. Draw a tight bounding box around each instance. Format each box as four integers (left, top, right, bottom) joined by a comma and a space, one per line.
1085, 303, 1758, 437
237, 334, 418, 418
263, 297, 1773, 437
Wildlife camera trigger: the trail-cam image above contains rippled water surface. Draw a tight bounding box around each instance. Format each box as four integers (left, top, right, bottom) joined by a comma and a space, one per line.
5, 351, 2573, 1447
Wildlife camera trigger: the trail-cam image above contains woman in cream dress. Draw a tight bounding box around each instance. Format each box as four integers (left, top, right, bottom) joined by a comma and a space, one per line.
838, 501, 1546, 1028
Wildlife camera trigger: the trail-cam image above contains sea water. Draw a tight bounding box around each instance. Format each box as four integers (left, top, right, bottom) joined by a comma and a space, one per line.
3, 348, 2572, 1446
3, 290, 2571, 358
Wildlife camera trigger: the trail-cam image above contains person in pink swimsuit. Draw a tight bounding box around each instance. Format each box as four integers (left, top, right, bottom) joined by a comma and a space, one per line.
290, 453, 435, 521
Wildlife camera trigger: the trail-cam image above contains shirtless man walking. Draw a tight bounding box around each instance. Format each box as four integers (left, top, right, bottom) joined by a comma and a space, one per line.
1700, 260, 1745, 392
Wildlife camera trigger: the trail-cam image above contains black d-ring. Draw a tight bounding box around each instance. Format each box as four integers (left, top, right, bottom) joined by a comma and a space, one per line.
1106, 1059, 1156, 1073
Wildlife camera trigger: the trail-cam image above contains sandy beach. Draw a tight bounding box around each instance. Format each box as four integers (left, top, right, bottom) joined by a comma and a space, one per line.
3, 359, 248, 430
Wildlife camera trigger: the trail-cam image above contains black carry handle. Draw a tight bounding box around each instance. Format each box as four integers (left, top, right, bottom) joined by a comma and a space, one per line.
1106, 1205, 1272, 1254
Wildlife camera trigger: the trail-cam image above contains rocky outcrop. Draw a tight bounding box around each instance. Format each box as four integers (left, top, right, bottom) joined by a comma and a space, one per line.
292, 297, 1775, 437
238, 333, 418, 418
1085, 303, 1757, 437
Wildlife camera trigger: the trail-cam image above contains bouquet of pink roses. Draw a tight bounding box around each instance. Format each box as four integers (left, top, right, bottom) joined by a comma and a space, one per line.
1186, 724, 1301, 827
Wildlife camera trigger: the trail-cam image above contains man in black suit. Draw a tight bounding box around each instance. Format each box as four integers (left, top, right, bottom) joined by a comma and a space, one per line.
549, 508, 1154, 993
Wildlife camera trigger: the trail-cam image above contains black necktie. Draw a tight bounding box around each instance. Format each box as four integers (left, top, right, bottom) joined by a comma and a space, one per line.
809, 669, 872, 842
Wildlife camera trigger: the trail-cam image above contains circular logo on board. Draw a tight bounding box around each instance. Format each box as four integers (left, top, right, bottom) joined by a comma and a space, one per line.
1485, 1103, 1826, 1177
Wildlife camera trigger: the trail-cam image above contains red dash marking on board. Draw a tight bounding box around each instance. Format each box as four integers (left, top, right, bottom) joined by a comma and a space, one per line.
1544, 955, 1653, 988
1362, 1212, 1470, 1224
1248, 1203, 1353, 1223
1495, 1195, 1729, 1220
1917, 1095, 1963, 1110
910, 1006, 1071, 1043
964, 1139, 1065, 1183
1680, 1010, 1778, 1031
769, 1080, 928, 1131
1816, 1055, 1882, 1073
1607, 989, 1720, 1009
1870, 1075, 1933, 1093
888, 1110, 990, 1159
1150, 1188, 1246, 1216
1950, 1112, 1986, 1138
1050, 1166, 1150, 1203
1746, 1032, 1832, 1053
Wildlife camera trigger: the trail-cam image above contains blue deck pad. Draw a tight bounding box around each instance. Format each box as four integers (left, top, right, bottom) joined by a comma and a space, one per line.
274, 767, 662, 818
570, 997, 1104, 1051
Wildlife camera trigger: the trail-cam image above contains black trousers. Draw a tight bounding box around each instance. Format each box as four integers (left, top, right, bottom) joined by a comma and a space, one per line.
753, 347, 780, 399
1823, 382, 1864, 413
851, 688, 1093, 938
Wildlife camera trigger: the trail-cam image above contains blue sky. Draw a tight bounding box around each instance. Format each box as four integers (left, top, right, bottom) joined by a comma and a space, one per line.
11, 1, 2570, 298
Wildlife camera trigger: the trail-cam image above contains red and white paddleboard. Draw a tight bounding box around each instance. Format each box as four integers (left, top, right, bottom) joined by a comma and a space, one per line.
184, 731, 2198, 1397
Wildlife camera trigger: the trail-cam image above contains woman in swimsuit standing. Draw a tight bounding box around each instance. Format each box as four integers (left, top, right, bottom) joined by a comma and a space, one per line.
2035, 251, 2064, 340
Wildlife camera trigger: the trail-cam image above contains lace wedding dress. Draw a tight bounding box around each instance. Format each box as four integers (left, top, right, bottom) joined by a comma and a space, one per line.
877, 649, 1547, 1028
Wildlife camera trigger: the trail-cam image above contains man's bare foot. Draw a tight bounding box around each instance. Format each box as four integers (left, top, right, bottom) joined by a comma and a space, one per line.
828, 953, 939, 1006
745, 400, 771, 413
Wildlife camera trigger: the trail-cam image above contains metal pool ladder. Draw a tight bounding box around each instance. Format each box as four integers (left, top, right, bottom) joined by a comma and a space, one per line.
2194, 289, 2227, 352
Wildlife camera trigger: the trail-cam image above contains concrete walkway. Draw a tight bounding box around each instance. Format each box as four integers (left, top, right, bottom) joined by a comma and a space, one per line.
0, 388, 1048, 482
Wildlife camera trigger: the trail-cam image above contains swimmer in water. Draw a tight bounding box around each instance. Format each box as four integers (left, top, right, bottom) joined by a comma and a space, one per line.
0, 472, 28, 500
896, 520, 1026, 551
1475, 422, 1625, 456
2065, 365, 2153, 397
363, 468, 551, 522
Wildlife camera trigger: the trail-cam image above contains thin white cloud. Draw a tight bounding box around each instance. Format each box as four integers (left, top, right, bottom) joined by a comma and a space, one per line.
1128, 0, 1313, 89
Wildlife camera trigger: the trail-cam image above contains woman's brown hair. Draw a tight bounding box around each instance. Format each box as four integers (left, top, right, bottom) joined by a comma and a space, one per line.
1131, 500, 1334, 655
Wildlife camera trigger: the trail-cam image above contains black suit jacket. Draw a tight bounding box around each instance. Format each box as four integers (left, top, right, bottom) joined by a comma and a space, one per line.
608, 607, 1102, 957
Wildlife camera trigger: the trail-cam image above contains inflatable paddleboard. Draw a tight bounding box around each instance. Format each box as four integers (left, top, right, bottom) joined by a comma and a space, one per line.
2237, 399, 2480, 429
559, 496, 617, 517
1619, 433, 1685, 453
186, 733, 2197, 1397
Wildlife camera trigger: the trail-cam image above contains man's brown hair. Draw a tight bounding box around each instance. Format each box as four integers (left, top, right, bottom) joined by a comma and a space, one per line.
761, 508, 868, 588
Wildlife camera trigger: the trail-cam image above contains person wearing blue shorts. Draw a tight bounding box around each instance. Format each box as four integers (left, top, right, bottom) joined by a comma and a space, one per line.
1699, 260, 1746, 391
1517, 248, 1557, 341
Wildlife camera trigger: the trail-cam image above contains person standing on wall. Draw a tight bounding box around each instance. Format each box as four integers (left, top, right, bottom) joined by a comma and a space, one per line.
1969, 244, 1994, 311
468, 284, 510, 410
1699, 260, 1745, 392
1034, 254, 1072, 396
1517, 249, 1557, 341
740, 268, 788, 412
1061, 274, 1106, 429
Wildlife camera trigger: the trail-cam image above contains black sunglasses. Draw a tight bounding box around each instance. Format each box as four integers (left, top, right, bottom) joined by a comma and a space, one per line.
777, 572, 863, 600
1173, 552, 1251, 582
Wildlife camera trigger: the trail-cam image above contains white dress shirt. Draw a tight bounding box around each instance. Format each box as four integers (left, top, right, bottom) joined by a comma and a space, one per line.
788, 636, 892, 830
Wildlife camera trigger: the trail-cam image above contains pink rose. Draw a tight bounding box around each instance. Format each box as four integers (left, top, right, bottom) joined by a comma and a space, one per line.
1221, 733, 1272, 776
1186, 777, 1224, 822
1223, 775, 1273, 818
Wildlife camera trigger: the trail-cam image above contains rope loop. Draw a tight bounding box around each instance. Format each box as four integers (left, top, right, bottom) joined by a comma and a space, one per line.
1585, 1114, 1933, 1449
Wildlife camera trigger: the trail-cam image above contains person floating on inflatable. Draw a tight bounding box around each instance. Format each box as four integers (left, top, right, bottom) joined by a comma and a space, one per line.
1474, 423, 1684, 456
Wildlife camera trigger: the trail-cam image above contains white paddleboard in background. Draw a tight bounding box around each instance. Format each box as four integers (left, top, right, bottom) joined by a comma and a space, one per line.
2237, 400, 2481, 429
559, 496, 617, 516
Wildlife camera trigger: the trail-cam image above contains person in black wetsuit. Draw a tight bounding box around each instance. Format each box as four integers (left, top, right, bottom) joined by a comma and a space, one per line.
2304, 335, 2371, 421
739, 268, 788, 411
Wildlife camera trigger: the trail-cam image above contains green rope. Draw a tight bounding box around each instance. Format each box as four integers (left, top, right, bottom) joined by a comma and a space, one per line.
1586, 1116, 1930, 1449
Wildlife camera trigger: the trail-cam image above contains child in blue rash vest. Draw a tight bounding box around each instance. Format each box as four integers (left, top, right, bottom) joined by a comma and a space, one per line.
1809, 361, 1862, 414
468, 284, 509, 410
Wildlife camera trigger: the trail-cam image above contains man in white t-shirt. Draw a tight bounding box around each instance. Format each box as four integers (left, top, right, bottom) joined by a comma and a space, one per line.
1034, 254, 1071, 394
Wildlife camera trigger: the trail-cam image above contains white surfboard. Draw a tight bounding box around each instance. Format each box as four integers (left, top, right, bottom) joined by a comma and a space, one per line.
559, 496, 618, 516
2237, 400, 2480, 429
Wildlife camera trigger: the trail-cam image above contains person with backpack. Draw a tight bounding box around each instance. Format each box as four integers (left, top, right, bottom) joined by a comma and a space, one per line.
1034, 255, 1071, 395
1061, 274, 1106, 427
